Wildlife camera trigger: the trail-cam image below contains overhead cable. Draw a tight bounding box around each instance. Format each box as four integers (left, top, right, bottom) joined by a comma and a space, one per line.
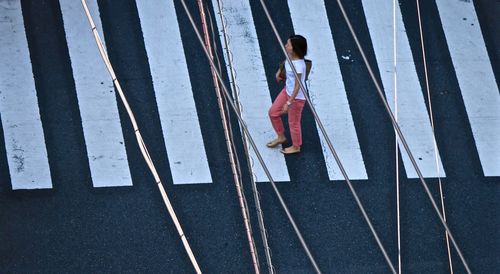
415, 1, 455, 272
80, 1, 201, 273
196, 1, 260, 272
212, 0, 275, 272
393, 1, 402, 272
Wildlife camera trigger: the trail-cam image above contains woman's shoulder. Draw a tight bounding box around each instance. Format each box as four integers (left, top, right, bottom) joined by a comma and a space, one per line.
291, 59, 306, 66
293, 59, 306, 71
292, 58, 306, 63
285, 59, 306, 71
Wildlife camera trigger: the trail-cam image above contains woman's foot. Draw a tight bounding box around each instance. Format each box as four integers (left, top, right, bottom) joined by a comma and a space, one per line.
266, 137, 287, 148
280, 146, 300, 154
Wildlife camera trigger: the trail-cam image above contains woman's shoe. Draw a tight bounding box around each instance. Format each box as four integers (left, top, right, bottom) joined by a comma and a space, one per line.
266, 138, 287, 148
280, 146, 300, 154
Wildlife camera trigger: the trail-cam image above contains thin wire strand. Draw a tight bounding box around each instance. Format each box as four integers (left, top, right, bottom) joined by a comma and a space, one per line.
257, 1, 397, 273
207, 6, 249, 202
334, 1, 471, 273
213, 1, 275, 273
393, 1, 402, 273
178, 1, 321, 273
80, 1, 201, 273
206, 3, 245, 198
415, 1, 454, 273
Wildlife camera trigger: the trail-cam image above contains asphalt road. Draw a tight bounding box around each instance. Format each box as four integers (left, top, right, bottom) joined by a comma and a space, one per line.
1, 0, 499, 273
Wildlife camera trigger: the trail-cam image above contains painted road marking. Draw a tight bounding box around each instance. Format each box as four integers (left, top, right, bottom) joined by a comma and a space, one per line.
137, 1, 212, 184
213, 0, 290, 182
0, 1, 52, 189
60, 0, 132, 187
288, 0, 368, 180
362, 0, 446, 178
436, 0, 500, 176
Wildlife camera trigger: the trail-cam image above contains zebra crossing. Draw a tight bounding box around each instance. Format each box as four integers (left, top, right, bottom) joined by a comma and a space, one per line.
1, 0, 498, 190
1, 1, 499, 273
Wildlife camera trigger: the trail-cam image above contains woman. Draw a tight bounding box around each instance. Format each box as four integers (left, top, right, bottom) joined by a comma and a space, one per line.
267, 35, 308, 154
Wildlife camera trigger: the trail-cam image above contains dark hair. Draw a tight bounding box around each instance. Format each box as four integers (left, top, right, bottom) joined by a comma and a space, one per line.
289, 35, 307, 58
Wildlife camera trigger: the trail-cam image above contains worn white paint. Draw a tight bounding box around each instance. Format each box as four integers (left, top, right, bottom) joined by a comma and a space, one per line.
436, 0, 500, 176
60, 0, 132, 187
362, 0, 446, 178
136, 1, 212, 184
212, 0, 290, 182
288, 0, 368, 180
0, 1, 52, 189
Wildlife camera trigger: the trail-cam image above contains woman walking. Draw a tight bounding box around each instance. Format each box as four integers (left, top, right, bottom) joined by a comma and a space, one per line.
267, 35, 308, 154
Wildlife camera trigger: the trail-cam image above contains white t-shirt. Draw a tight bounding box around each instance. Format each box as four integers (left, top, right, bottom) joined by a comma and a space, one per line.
285, 59, 307, 100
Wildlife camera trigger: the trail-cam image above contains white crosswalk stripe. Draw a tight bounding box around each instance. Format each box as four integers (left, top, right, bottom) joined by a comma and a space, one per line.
212, 0, 290, 182
362, 0, 446, 178
436, 0, 500, 177
0, 0, 52, 190
136, 1, 212, 184
288, 0, 368, 180
60, 0, 132, 187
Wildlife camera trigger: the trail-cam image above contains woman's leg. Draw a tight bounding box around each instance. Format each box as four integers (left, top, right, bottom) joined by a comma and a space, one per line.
287, 99, 306, 148
268, 88, 288, 137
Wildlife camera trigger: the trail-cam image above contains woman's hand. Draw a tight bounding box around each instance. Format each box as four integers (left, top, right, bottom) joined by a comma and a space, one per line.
281, 102, 289, 114
276, 70, 284, 82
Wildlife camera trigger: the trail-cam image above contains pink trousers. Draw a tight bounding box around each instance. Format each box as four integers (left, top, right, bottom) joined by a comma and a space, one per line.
268, 89, 306, 147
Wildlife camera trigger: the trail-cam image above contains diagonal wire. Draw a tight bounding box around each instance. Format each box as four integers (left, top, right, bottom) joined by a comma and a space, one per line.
257, 0, 397, 273
80, 0, 201, 273
415, 1, 454, 273
392, 1, 402, 272
333, 0, 472, 273
178, 0, 321, 273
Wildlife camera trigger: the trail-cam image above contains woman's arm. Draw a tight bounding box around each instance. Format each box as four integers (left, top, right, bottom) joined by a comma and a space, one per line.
276, 60, 285, 82
281, 73, 302, 113
275, 68, 284, 82
288, 74, 302, 102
